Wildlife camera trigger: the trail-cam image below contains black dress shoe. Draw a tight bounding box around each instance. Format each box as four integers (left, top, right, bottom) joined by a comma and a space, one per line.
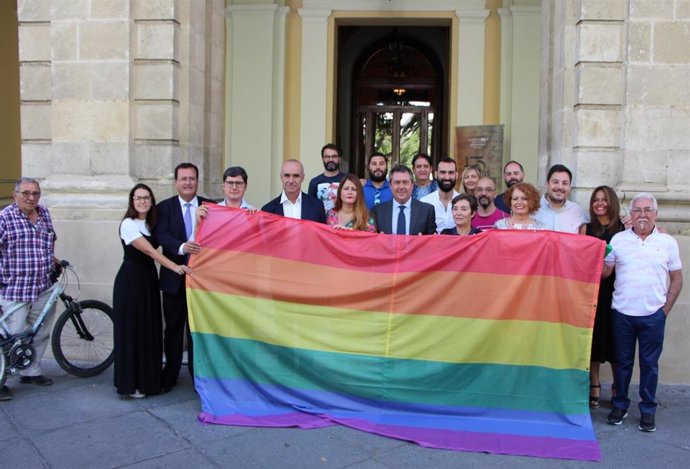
19, 375, 53, 386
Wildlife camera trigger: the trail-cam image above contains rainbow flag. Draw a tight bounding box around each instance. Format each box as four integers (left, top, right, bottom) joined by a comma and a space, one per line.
188, 206, 604, 461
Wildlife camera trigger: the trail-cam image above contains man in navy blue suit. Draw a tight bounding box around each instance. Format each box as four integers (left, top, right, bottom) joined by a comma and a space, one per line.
372, 164, 436, 235
155, 162, 213, 392
262, 159, 327, 223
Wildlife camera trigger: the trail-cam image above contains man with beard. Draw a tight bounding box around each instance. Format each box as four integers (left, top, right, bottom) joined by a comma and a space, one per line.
372, 165, 436, 235
307, 143, 346, 212
472, 177, 508, 231
362, 152, 392, 210
495, 160, 525, 213
420, 157, 460, 233
534, 164, 587, 233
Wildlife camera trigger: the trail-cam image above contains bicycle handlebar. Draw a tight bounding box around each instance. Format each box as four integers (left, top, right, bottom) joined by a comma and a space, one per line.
50, 260, 71, 283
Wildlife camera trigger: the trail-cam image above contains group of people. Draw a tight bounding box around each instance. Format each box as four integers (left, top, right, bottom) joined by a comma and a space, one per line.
0, 145, 682, 435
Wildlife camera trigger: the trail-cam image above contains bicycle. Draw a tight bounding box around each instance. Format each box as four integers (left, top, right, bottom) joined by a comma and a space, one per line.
0, 260, 114, 388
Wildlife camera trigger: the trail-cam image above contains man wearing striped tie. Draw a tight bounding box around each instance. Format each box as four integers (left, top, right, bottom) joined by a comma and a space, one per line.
156, 163, 213, 393
362, 152, 393, 210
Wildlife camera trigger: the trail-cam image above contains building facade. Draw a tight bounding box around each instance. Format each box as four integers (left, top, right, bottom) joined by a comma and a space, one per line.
6, 0, 689, 382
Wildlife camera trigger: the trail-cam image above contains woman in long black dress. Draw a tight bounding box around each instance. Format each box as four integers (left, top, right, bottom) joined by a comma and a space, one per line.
113, 184, 190, 398
579, 185, 624, 408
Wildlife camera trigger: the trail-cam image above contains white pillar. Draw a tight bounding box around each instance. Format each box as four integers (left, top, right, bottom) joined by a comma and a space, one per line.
500, 4, 541, 186
297, 7, 331, 184
226, 3, 282, 205
455, 8, 489, 126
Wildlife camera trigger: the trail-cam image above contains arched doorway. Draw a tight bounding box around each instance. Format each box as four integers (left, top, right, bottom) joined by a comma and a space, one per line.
336, 25, 450, 177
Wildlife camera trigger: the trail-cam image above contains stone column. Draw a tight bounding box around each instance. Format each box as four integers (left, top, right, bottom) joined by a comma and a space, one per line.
15, 0, 225, 301
623, 0, 690, 231
297, 7, 331, 182
541, 0, 690, 227
498, 2, 541, 184
226, 2, 286, 204
455, 7, 489, 126
18, 0, 133, 300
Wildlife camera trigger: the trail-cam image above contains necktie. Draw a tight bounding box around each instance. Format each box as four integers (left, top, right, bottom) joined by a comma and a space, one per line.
374, 189, 381, 206
397, 205, 406, 235
184, 203, 193, 240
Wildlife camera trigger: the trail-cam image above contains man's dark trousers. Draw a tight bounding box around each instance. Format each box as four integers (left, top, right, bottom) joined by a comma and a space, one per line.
611, 307, 666, 414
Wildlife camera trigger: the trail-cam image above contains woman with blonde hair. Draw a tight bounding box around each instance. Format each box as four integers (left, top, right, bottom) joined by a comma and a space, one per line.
327, 174, 376, 232
460, 166, 481, 196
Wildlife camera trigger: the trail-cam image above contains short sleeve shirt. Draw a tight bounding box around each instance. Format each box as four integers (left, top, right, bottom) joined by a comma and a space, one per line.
605, 227, 683, 316
0, 204, 56, 302
119, 218, 150, 245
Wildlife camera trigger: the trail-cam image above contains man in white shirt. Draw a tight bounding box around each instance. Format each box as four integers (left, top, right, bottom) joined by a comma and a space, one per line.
534, 164, 587, 233
261, 159, 326, 223
602, 193, 683, 432
155, 163, 213, 391
420, 157, 459, 233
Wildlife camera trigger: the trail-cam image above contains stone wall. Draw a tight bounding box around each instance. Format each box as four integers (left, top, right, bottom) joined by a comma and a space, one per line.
17, 0, 225, 301
541, 0, 690, 384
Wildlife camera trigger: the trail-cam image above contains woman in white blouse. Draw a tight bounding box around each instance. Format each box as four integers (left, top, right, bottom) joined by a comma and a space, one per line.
112, 184, 190, 399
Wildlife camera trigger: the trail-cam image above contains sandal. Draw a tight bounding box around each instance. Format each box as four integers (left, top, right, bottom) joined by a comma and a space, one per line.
589, 384, 601, 409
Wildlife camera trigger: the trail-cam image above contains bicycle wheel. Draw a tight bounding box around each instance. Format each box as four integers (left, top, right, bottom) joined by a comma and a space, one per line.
51, 300, 114, 377
0, 347, 6, 388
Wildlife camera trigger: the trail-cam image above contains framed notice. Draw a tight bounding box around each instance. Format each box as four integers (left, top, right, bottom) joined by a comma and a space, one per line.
455, 125, 504, 184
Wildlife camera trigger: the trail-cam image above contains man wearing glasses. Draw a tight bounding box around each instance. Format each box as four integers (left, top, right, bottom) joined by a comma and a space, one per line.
218, 166, 253, 209
602, 193, 683, 432
307, 143, 346, 212
0, 178, 58, 400
156, 163, 213, 392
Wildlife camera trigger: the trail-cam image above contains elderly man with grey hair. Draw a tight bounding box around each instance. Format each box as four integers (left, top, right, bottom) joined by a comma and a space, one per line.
0, 178, 59, 401
602, 193, 683, 432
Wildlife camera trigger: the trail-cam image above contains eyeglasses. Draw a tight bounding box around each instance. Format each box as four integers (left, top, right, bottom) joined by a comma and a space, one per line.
630, 208, 656, 215
322, 154, 339, 160
132, 196, 152, 202
15, 191, 41, 198
177, 177, 197, 182
224, 181, 246, 188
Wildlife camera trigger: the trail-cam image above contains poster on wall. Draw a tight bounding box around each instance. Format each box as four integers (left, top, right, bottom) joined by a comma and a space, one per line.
455, 125, 504, 184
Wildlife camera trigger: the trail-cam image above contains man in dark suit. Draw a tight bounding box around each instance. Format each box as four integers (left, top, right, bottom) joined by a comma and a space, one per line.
262, 159, 327, 223
155, 162, 213, 392
372, 164, 436, 235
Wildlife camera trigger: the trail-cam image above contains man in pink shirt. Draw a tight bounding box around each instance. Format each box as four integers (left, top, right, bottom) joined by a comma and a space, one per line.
472, 177, 508, 231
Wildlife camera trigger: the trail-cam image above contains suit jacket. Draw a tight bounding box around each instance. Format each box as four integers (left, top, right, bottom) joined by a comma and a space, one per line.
261, 192, 327, 224
155, 194, 213, 294
372, 199, 437, 235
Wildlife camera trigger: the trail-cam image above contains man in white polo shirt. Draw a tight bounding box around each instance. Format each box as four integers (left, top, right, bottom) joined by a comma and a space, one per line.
602, 193, 683, 432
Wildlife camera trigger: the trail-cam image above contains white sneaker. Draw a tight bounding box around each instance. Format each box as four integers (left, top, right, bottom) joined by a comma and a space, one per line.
129, 390, 146, 398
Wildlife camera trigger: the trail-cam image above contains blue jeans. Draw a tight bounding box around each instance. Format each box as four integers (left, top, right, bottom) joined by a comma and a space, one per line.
612, 308, 666, 414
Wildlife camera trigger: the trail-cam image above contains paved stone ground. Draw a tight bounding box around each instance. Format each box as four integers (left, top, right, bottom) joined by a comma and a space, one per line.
2, 360, 690, 468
